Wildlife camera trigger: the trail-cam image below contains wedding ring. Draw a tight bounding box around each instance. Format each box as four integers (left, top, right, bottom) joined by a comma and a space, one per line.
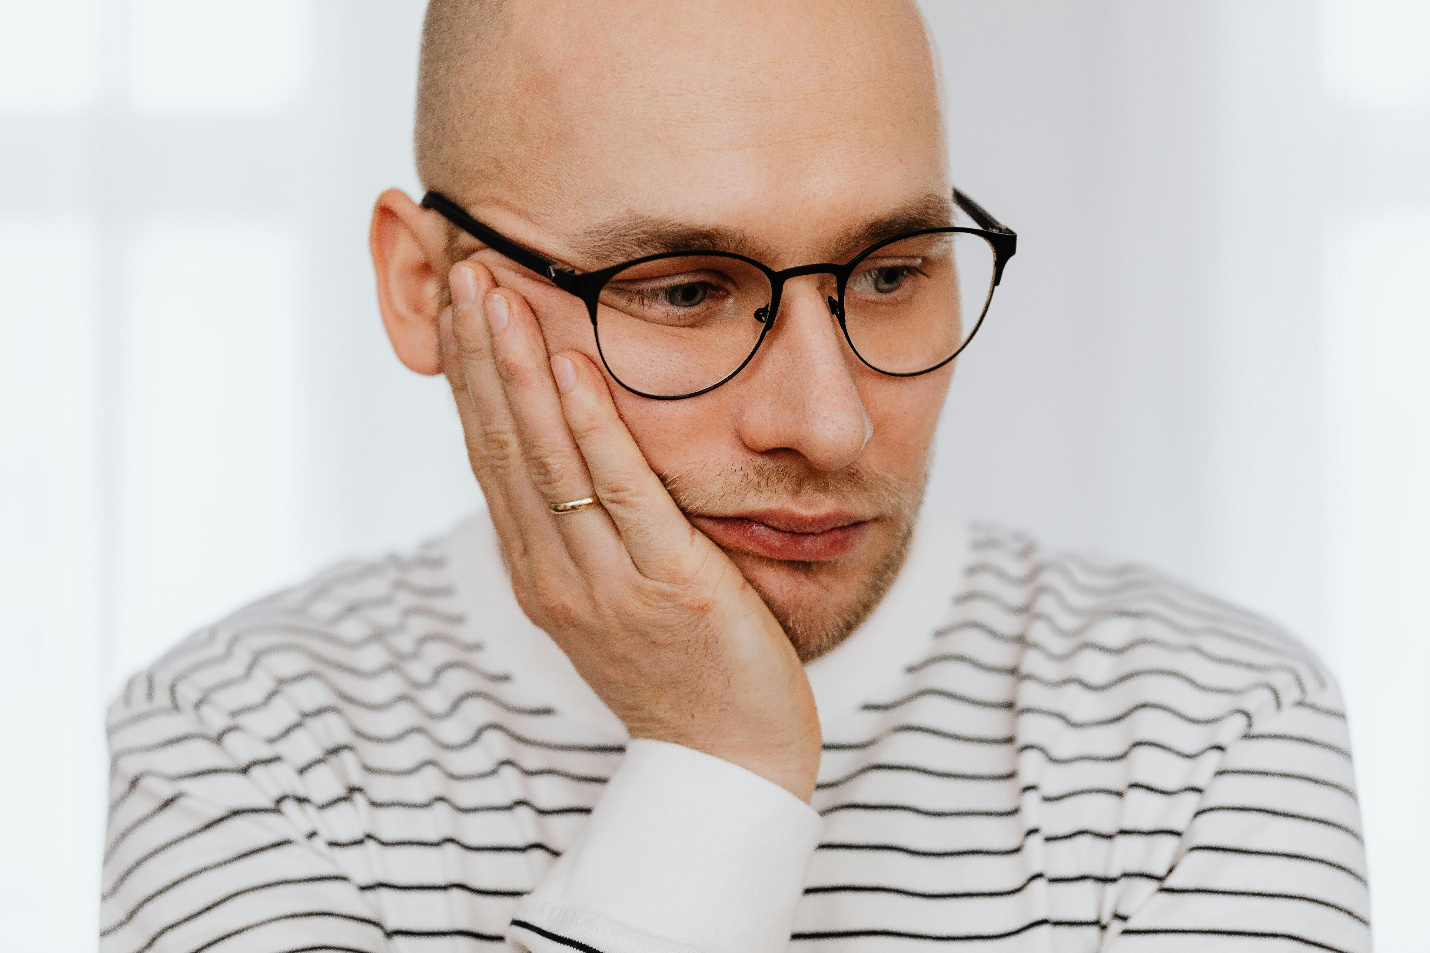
549, 496, 599, 515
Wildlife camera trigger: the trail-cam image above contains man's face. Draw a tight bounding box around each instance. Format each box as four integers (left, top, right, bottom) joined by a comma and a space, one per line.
438, 0, 951, 662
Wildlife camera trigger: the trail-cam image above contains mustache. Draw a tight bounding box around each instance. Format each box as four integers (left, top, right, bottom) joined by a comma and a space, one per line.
660, 461, 917, 522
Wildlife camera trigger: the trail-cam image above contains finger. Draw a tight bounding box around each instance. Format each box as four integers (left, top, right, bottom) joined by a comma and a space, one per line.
551, 349, 701, 576
482, 285, 628, 571
444, 260, 545, 571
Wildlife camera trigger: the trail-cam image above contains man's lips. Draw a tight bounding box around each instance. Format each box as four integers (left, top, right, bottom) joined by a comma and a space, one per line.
688, 510, 871, 562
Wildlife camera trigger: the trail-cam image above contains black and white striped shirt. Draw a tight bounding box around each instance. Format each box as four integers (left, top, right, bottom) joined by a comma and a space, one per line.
101, 504, 1371, 952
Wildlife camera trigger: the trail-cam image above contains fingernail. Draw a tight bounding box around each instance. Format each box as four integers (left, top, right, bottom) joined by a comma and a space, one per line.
485, 292, 509, 332
450, 265, 476, 307
551, 355, 576, 392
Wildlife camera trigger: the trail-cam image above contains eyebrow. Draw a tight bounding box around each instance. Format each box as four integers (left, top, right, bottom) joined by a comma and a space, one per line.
565, 190, 957, 269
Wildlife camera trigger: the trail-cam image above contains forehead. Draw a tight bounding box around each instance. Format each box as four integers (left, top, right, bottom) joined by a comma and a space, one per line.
478, 0, 948, 267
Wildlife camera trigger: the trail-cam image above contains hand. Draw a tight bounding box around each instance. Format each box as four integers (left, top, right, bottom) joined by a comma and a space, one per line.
438, 258, 822, 803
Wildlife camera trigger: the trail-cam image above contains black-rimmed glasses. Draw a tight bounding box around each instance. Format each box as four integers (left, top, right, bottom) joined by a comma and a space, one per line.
422, 188, 1016, 400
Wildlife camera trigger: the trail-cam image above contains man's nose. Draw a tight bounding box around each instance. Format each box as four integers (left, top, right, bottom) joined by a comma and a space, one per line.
732, 276, 872, 473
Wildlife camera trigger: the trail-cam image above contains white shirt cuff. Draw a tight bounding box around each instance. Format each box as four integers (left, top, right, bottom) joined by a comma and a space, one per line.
511, 737, 823, 953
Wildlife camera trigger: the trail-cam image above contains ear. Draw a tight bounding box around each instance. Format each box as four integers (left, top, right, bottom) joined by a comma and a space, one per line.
370, 188, 452, 376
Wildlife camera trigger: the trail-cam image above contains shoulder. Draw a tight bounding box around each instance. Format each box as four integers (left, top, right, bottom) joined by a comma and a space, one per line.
953, 519, 1339, 726
106, 520, 485, 744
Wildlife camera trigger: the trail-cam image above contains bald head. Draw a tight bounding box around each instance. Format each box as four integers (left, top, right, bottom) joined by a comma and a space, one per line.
413, 0, 946, 230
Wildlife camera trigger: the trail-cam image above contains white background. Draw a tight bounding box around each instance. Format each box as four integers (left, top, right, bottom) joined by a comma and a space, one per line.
1, 1, 1426, 950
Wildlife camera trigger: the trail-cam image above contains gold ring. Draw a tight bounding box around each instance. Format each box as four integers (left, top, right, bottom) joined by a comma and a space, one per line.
549, 496, 599, 515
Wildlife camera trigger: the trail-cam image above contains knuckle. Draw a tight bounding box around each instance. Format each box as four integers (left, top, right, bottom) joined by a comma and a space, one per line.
567, 411, 604, 445
526, 444, 578, 497
594, 476, 644, 514
493, 347, 533, 388
530, 574, 583, 630
479, 422, 523, 472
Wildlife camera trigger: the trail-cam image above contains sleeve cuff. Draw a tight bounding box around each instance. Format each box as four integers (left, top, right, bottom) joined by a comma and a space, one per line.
513, 737, 823, 953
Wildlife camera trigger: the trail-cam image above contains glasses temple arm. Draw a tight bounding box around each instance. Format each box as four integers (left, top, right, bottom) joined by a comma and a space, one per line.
420, 191, 575, 283
952, 187, 1015, 237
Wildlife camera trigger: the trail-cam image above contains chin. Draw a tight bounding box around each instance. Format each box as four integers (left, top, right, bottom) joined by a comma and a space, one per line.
721, 520, 912, 664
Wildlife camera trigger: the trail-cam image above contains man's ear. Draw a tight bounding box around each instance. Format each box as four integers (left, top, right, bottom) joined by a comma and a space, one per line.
370, 188, 452, 376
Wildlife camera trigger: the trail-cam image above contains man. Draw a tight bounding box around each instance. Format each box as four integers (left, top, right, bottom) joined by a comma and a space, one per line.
100, 1, 1370, 951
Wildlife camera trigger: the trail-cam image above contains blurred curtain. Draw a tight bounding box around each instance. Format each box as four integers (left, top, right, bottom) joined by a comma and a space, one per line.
0, 2, 1424, 950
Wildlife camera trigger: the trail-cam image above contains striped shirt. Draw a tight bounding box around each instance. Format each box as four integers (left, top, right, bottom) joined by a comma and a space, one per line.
101, 503, 1371, 952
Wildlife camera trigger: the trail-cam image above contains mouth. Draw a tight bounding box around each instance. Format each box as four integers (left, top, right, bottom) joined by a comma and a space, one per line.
687, 509, 872, 562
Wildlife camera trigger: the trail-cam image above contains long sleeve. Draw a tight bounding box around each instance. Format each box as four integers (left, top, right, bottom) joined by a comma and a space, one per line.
1106, 677, 1372, 952
508, 739, 823, 952
102, 676, 820, 953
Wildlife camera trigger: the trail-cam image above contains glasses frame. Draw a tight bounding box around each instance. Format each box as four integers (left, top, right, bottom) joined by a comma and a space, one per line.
421, 187, 1017, 400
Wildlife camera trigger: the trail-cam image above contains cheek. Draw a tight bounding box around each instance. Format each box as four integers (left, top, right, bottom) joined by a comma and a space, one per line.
864, 369, 950, 465
610, 394, 730, 478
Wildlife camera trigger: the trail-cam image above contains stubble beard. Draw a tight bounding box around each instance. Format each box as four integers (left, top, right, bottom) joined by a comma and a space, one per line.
664, 459, 930, 665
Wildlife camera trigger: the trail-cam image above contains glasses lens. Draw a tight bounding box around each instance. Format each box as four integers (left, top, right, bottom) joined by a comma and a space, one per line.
595, 254, 772, 397
842, 230, 996, 375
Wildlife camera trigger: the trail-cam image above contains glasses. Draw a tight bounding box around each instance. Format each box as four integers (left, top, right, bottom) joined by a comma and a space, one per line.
422, 188, 1017, 400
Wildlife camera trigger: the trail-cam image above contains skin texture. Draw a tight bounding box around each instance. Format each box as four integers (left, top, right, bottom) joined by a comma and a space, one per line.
370, 0, 952, 801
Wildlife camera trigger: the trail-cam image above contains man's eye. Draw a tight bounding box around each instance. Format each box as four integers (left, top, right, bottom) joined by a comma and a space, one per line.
642, 281, 710, 308
853, 263, 924, 295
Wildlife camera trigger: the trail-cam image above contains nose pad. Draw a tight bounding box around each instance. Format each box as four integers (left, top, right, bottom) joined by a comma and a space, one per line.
826, 296, 844, 320
754, 305, 770, 325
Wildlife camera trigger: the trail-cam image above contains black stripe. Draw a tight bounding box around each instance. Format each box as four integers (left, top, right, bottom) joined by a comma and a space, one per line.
820, 801, 1021, 819
1301, 700, 1347, 719
968, 558, 1292, 642
865, 684, 1253, 731
1155, 885, 1369, 926
906, 653, 1285, 710
904, 650, 1018, 677
938, 619, 1311, 700
190, 642, 499, 713
969, 529, 1036, 561
969, 557, 1239, 616
163, 606, 470, 709
323, 833, 561, 856
1183, 844, 1367, 885
1242, 731, 1351, 760
1213, 767, 1357, 800
817, 761, 1016, 790
1036, 780, 1205, 801
862, 686, 1013, 712
357, 880, 524, 897
114, 788, 590, 866
509, 918, 607, 953
818, 826, 1179, 858
104, 793, 182, 861
1116, 927, 1355, 953
822, 722, 1014, 751
246, 662, 519, 721
110, 676, 559, 766
804, 871, 1165, 899
101, 840, 289, 934
317, 588, 459, 628
127, 875, 352, 953
111, 722, 619, 809
1018, 738, 1227, 764
103, 807, 298, 900
958, 590, 1305, 668
189, 912, 391, 953
1191, 804, 1363, 842
1014, 700, 1252, 730
792, 918, 1101, 942
296, 745, 619, 778
385, 928, 507, 942
291, 559, 452, 612
816, 778, 1204, 819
